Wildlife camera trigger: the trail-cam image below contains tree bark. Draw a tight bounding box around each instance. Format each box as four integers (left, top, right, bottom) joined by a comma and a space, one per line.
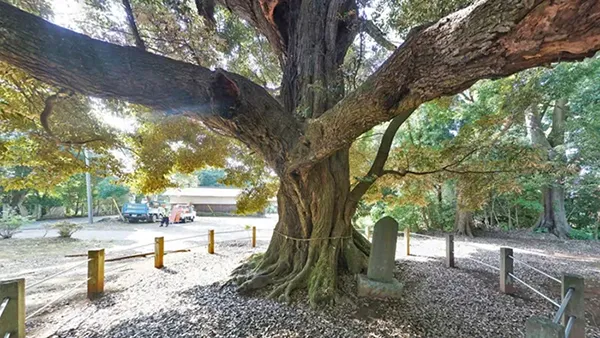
454, 185, 473, 237
535, 185, 570, 238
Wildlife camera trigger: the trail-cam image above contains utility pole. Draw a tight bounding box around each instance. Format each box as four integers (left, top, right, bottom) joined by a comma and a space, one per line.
84, 148, 93, 224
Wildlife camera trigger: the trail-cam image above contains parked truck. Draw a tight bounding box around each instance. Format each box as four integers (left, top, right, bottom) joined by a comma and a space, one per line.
122, 201, 163, 223
170, 204, 196, 223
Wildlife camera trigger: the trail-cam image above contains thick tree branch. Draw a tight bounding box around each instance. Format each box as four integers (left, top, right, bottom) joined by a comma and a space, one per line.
0, 2, 299, 169
293, 0, 600, 172
0, 2, 214, 112
122, 0, 146, 51
361, 19, 396, 51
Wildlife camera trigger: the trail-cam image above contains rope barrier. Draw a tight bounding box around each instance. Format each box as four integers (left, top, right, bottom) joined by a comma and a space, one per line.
274, 230, 351, 241
410, 233, 439, 239
180, 241, 209, 251
216, 229, 251, 235
553, 288, 574, 323
508, 272, 560, 308
27, 259, 91, 290
0, 297, 9, 319
462, 256, 500, 271
108, 242, 155, 254
508, 255, 561, 284
105, 260, 141, 277
25, 278, 89, 320
163, 233, 205, 243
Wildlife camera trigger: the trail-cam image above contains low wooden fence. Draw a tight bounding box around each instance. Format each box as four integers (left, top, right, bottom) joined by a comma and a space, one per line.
401, 230, 586, 338
0, 227, 258, 338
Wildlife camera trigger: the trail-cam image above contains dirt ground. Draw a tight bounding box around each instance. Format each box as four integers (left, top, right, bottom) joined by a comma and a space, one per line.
2, 230, 599, 337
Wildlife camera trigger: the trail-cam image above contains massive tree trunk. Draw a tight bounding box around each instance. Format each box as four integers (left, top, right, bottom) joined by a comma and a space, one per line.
454, 181, 474, 237
2, 0, 600, 304
526, 99, 571, 238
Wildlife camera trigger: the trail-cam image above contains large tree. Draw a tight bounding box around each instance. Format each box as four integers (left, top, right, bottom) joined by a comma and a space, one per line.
1, 0, 600, 305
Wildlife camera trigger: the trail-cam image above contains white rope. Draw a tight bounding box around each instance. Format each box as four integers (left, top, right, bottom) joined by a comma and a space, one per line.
410, 233, 439, 239
217, 229, 250, 235
3, 332, 10, 338
462, 256, 500, 271
509, 272, 560, 308
163, 233, 205, 243
108, 242, 155, 254
509, 255, 561, 284
25, 278, 89, 320
27, 259, 91, 290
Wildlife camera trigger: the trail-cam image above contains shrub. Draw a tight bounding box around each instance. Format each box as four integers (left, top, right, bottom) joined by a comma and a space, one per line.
53, 221, 83, 238
0, 210, 31, 239
568, 228, 593, 240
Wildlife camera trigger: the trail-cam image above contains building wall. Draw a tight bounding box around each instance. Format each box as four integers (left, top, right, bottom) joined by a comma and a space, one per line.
168, 196, 238, 205
168, 196, 238, 214
194, 204, 237, 213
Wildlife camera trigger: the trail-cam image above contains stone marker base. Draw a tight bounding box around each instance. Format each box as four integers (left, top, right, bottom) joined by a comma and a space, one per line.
357, 274, 403, 299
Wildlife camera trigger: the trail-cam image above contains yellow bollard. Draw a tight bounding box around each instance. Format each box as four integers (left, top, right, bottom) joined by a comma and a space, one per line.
0, 278, 25, 338
208, 229, 215, 254
252, 226, 256, 248
87, 249, 105, 300
404, 228, 410, 256
154, 237, 164, 269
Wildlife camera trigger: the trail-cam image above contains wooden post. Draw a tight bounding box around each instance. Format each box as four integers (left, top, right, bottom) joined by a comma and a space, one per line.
208, 229, 215, 254
87, 249, 105, 299
251, 226, 256, 248
525, 317, 565, 338
404, 228, 410, 256
154, 237, 164, 269
562, 274, 585, 338
445, 234, 454, 268
0, 279, 25, 338
500, 247, 514, 294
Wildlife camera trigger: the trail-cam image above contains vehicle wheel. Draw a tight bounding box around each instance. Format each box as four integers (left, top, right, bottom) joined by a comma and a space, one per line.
180, 218, 186, 224
149, 215, 156, 223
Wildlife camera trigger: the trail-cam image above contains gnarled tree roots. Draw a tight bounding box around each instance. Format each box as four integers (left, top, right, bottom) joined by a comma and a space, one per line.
233, 228, 370, 307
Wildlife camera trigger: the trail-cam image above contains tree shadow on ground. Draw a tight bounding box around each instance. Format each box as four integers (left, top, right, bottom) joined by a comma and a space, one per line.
56, 282, 425, 338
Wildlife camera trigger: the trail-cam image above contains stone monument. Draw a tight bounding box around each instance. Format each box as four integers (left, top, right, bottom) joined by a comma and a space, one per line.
357, 216, 403, 298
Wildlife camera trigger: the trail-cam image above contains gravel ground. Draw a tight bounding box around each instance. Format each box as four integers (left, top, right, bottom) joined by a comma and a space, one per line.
19, 233, 600, 338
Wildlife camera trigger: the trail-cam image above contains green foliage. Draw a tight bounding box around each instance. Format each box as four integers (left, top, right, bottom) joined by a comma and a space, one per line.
0, 209, 31, 239
351, 55, 600, 236
197, 168, 226, 187
568, 228, 594, 240
53, 221, 83, 238
382, 0, 473, 36
221, 146, 278, 215
97, 177, 130, 201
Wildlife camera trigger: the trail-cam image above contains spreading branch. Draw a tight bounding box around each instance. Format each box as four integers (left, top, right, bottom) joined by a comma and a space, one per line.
0, 2, 299, 169
345, 114, 409, 217
39, 90, 104, 145
361, 19, 396, 51
292, 0, 600, 172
